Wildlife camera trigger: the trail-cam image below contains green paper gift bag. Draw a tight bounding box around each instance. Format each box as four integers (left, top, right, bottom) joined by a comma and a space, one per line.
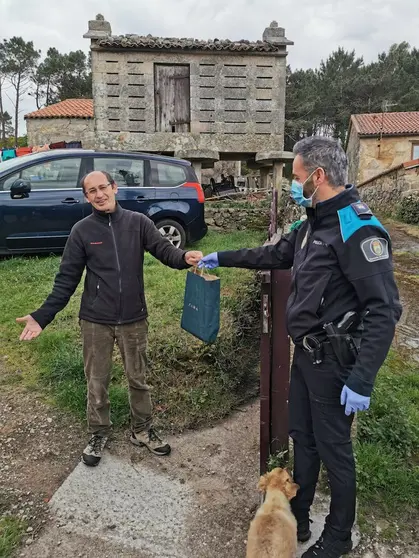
181, 268, 220, 344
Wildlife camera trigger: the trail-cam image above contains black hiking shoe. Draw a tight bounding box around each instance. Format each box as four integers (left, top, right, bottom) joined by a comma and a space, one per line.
297, 517, 313, 543
130, 427, 171, 456
81, 434, 108, 467
302, 532, 353, 558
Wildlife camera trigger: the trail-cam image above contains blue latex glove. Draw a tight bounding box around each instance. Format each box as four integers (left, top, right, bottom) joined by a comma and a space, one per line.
340, 385, 371, 416
198, 253, 219, 269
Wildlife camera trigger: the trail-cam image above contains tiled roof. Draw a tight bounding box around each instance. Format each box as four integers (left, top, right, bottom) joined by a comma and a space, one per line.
351, 111, 419, 136
25, 99, 93, 120
97, 35, 292, 52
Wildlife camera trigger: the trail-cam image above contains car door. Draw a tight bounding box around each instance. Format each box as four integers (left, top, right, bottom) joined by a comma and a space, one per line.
0, 156, 87, 252
91, 155, 155, 215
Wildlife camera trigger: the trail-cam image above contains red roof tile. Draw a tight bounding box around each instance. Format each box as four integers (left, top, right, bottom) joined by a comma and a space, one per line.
351, 111, 419, 136
25, 99, 93, 119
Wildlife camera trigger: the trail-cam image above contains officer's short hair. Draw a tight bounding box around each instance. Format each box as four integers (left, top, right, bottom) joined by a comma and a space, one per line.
80, 171, 115, 193
293, 136, 348, 187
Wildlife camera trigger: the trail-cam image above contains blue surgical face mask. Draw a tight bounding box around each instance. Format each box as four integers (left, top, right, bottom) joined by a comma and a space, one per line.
290, 169, 319, 208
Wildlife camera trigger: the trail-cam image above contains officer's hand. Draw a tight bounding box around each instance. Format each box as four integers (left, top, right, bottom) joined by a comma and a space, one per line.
185, 251, 203, 266
16, 315, 43, 341
340, 385, 370, 416
198, 253, 219, 270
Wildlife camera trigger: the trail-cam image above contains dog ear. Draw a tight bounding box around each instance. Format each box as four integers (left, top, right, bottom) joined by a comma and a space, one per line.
258, 473, 269, 493
288, 482, 300, 501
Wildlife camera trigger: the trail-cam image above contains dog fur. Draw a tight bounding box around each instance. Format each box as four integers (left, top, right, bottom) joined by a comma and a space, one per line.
246, 468, 299, 558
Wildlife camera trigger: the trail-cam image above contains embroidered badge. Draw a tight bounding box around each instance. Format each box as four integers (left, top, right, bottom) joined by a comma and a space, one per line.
361, 237, 389, 262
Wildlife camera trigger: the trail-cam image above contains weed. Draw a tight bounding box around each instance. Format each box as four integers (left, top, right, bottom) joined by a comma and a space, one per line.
356, 350, 419, 522
0, 517, 26, 558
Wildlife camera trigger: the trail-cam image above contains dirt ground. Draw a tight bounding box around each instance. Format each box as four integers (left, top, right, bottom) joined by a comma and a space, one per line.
1, 362, 418, 558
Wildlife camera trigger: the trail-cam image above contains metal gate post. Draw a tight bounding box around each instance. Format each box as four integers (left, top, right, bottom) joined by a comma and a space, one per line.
270, 269, 291, 456
260, 185, 291, 474
260, 272, 272, 475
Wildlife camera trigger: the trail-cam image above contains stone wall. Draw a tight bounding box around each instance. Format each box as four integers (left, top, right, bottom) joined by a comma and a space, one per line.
205, 201, 270, 232
359, 162, 419, 215
356, 136, 419, 184
205, 190, 303, 233
91, 48, 287, 155
26, 118, 95, 147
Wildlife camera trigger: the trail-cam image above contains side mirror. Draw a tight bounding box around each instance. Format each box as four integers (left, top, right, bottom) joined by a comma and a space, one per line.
10, 179, 31, 199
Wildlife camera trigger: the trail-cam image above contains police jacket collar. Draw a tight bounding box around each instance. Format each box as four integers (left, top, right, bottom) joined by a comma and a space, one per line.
307, 184, 359, 221
92, 202, 124, 223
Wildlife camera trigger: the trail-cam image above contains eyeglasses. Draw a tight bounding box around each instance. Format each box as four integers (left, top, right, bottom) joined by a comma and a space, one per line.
86, 183, 112, 197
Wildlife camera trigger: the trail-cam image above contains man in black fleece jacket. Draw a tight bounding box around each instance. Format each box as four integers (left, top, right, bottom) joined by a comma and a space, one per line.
17, 170, 202, 466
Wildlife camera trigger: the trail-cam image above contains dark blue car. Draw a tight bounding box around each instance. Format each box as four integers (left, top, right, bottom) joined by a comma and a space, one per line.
0, 149, 207, 254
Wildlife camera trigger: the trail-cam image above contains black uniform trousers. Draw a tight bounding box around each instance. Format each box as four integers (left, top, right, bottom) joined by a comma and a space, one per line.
289, 346, 355, 541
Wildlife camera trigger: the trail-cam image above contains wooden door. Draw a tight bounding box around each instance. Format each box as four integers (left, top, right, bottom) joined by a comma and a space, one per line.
154, 64, 190, 132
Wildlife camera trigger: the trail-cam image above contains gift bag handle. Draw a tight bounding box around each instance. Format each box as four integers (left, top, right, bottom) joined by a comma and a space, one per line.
193, 265, 207, 276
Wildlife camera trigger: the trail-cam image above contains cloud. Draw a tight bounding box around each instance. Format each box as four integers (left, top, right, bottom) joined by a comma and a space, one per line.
0, 0, 418, 134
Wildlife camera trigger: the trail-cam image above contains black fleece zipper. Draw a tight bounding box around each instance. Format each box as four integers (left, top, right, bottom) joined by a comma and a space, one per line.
109, 215, 122, 324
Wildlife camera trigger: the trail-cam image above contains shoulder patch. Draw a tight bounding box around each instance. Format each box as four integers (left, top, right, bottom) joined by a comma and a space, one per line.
338, 202, 386, 242
361, 237, 389, 262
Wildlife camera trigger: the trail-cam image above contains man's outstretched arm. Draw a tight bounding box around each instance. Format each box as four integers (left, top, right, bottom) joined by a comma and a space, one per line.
17, 228, 87, 340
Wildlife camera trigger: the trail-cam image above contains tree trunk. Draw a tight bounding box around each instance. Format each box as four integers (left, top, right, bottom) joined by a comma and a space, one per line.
14, 74, 20, 145
0, 80, 5, 145
35, 81, 41, 110
46, 78, 51, 106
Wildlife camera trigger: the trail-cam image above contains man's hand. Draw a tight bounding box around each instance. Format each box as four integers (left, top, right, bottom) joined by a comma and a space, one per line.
198, 253, 219, 270
184, 251, 203, 266
16, 315, 43, 341
340, 385, 370, 416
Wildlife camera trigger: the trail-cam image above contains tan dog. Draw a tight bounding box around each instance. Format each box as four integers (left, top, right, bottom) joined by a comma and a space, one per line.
246, 468, 299, 558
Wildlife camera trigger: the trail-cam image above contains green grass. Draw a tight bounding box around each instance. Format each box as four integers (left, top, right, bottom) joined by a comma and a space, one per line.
0, 230, 265, 432
355, 350, 419, 527
0, 517, 26, 558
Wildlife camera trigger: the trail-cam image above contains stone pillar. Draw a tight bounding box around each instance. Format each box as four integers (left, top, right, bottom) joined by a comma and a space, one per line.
255, 151, 294, 198
273, 162, 284, 197
192, 161, 202, 183
83, 14, 112, 40
260, 167, 270, 190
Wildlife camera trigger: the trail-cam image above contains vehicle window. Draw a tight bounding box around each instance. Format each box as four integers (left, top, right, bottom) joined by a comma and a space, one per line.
94, 158, 144, 187
0, 171, 20, 191
19, 158, 82, 190
150, 161, 187, 187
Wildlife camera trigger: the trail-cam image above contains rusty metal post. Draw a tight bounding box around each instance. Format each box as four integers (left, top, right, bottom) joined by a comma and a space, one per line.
270, 269, 291, 456
260, 184, 291, 473
260, 273, 271, 475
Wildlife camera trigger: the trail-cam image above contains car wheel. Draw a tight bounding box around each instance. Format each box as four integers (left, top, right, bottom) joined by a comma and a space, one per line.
156, 219, 186, 249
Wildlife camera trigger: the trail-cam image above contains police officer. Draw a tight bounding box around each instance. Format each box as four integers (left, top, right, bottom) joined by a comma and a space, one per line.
199, 136, 402, 558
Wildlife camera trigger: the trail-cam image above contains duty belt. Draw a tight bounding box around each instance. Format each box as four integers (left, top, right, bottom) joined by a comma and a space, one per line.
302, 335, 334, 365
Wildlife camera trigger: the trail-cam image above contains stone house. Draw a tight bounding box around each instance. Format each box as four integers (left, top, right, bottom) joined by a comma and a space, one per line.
83, 14, 294, 186
346, 111, 419, 185
25, 99, 95, 146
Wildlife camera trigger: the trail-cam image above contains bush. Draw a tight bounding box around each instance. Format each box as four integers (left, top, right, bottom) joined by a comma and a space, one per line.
396, 193, 419, 225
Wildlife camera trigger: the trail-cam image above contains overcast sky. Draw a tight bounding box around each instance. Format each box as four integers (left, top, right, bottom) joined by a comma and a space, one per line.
1, 0, 418, 134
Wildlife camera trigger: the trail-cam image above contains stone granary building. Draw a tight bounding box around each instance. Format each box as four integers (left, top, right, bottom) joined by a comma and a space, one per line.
84, 15, 293, 187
